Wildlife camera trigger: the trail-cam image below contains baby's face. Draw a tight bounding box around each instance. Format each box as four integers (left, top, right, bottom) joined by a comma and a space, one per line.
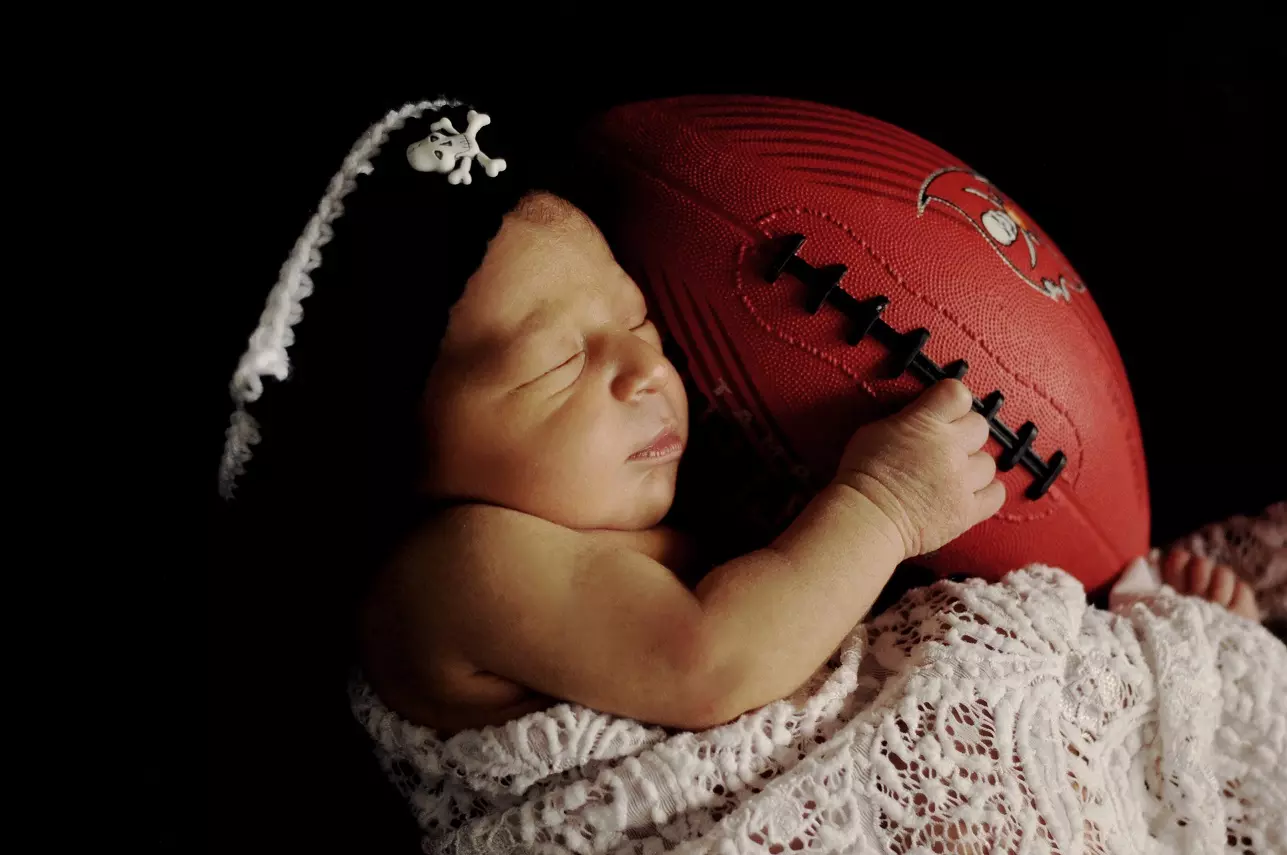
420, 193, 689, 531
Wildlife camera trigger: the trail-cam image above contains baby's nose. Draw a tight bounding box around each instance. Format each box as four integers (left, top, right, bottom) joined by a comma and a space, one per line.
613, 338, 669, 400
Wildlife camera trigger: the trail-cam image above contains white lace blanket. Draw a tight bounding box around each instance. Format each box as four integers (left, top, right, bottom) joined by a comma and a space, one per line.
350, 565, 1287, 854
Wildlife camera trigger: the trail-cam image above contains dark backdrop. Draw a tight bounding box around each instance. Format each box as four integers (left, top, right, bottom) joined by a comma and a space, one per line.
197, 67, 1283, 853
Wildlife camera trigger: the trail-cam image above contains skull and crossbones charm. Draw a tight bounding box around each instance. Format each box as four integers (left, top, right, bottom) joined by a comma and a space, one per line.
406, 109, 507, 185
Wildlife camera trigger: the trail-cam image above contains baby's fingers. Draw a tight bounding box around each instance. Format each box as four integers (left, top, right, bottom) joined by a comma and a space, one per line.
910, 379, 974, 422
969, 479, 1007, 528
964, 450, 997, 492
955, 411, 991, 452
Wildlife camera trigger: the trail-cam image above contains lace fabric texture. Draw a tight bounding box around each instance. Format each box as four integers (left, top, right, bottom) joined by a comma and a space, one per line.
352, 561, 1287, 854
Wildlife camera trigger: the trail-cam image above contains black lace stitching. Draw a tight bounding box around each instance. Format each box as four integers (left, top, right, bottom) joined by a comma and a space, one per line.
768, 234, 1067, 500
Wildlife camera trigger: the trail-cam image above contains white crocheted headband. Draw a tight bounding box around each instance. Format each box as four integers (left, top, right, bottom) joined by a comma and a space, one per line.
217, 98, 513, 499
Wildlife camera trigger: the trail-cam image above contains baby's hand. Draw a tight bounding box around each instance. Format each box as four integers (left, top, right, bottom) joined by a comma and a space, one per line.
835, 380, 1005, 560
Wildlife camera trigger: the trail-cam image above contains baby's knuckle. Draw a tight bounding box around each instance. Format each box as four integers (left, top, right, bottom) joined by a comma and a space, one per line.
960, 412, 987, 440
939, 378, 966, 395
956, 380, 977, 407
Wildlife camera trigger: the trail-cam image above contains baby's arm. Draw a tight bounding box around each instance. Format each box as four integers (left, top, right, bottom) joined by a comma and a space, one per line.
413, 503, 718, 730
691, 380, 1003, 725
413, 497, 904, 732
394, 381, 998, 732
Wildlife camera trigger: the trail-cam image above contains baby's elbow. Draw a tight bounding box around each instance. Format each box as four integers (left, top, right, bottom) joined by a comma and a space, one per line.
681, 698, 744, 732
674, 627, 754, 731
681, 671, 772, 730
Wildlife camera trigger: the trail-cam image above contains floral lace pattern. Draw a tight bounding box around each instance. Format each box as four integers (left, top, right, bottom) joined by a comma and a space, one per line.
352, 565, 1287, 854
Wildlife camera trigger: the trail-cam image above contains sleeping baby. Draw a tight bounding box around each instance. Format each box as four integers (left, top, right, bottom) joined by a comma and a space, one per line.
220, 104, 1259, 746
353, 188, 1258, 739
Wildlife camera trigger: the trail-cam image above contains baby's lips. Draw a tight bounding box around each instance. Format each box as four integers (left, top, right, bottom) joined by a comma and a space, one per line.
629, 426, 684, 461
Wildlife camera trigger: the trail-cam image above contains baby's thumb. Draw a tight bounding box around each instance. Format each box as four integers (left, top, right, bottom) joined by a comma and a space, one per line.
907, 379, 974, 423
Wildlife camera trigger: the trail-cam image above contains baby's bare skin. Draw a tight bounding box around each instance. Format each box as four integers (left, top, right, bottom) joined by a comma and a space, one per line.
362, 523, 702, 738
361, 191, 700, 734
417, 192, 687, 533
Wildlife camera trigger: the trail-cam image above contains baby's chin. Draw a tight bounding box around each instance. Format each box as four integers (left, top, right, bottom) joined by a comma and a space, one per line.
633, 497, 675, 530
593, 476, 678, 531
634, 457, 682, 526
600, 493, 676, 531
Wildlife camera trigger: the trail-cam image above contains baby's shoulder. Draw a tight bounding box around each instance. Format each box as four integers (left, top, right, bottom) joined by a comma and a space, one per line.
359, 504, 563, 662
383, 502, 586, 593
358, 504, 570, 728
369, 504, 701, 607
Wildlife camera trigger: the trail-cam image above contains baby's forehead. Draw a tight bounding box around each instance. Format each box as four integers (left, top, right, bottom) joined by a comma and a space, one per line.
511, 192, 596, 233
443, 197, 640, 366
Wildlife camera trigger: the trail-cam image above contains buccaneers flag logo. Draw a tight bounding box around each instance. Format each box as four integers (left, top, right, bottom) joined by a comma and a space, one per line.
918, 166, 1087, 303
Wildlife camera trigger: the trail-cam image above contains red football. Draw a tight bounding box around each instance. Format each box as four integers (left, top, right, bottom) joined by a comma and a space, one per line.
578, 95, 1149, 592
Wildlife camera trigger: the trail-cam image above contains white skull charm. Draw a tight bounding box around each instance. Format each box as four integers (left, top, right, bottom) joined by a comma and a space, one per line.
406, 109, 508, 185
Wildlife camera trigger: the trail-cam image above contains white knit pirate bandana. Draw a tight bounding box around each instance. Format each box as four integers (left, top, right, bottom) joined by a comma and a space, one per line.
217, 98, 526, 499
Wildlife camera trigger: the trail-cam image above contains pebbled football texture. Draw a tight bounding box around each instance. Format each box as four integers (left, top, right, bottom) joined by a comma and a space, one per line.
577, 95, 1149, 592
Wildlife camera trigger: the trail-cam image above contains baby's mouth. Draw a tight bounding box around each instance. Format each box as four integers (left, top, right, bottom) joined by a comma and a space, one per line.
628, 427, 684, 462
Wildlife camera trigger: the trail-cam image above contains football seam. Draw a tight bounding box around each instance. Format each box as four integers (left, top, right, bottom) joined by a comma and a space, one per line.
585, 107, 1103, 527
590, 129, 1078, 516
753, 211, 1086, 509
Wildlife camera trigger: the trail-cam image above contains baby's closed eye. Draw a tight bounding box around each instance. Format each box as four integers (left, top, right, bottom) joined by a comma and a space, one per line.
524, 318, 655, 389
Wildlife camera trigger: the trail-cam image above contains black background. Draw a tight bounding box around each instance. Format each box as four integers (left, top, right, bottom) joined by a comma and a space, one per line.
195, 27, 1283, 855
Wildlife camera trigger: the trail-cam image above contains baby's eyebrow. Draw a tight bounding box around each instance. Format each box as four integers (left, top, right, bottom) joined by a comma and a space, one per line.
487, 284, 647, 367
510, 301, 557, 343
497, 304, 562, 360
